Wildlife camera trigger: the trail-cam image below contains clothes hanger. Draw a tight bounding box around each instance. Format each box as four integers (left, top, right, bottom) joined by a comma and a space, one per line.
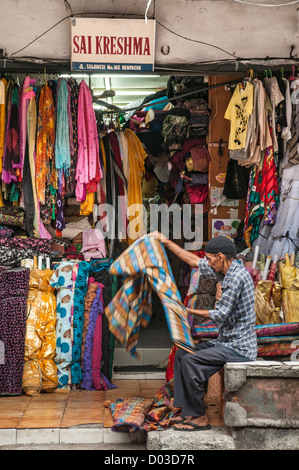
289, 65, 296, 81
280, 67, 284, 79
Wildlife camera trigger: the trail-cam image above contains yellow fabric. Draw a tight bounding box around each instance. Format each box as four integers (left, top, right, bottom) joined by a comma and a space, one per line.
22, 269, 58, 396
80, 191, 95, 215
255, 280, 282, 325
279, 254, 299, 323
224, 81, 254, 150
0, 78, 7, 174
123, 129, 147, 244
35, 84, 55, 204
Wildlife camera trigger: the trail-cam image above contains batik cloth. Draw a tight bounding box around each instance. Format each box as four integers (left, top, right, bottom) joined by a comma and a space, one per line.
50, 261, 78, 388
91, 284, 116, 390
89, 258, 116, 381
143, 379, 181, 431
105, 235, 195, 357
0, 267, 30, 395
81, 284, 102, 390
71, 261, 91, 384
105, 397, 155, 433
35, 84, 55, 204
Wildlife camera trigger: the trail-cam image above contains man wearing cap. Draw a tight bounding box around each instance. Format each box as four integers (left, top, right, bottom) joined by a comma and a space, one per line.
151, 231, 257, 431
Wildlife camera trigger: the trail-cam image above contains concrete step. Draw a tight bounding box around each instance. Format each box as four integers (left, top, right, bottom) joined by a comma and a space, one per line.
146, 426, 235, 451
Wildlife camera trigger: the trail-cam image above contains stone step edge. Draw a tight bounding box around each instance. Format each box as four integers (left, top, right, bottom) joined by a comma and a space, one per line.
0, 425, 233, 448
0, 426, 146, 447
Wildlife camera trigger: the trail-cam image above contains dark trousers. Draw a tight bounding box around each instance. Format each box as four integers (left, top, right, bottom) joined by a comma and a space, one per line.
174, 341, 252, 417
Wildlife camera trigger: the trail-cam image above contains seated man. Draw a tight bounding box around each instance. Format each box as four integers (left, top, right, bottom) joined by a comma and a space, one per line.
151, 231, 257, 431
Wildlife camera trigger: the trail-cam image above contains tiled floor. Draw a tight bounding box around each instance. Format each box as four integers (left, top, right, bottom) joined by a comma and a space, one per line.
0, 379, 224, 429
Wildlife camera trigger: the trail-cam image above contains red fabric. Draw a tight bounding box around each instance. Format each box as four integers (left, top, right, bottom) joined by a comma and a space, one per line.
165, 345, 177, 382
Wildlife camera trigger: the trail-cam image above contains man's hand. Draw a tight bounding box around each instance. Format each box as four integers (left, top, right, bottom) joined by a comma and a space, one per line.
215, 282, 222, 302
148, 231, 168, 243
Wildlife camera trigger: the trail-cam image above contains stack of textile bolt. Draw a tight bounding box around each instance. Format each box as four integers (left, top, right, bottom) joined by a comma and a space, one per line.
0, 249, 119, 395
189, 245, 299, 360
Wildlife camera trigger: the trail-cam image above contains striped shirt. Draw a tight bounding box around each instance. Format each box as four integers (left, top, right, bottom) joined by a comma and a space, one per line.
198, 259, 257, 360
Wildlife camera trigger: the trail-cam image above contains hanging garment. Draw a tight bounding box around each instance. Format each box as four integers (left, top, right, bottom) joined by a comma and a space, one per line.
50, 260, 78, 388
19, 76, 36, 177
105, 235, 195, 358
65, 78, 79, 197
224, 80, 254, 151
0, 78, 7, 174
0, 267, 30, 395
123, 129, 148, 244
263, 76, 284, 153
286, 103, 299, 167
55, 78, 71, 171
2, 83, 20, 184
266, 164, 299, 258
35, 84, 55, 205
75, 80, 102, 201
22, 268, 58, 396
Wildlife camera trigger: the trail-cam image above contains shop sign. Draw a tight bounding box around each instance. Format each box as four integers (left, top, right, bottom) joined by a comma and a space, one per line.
71, 18, 156, 72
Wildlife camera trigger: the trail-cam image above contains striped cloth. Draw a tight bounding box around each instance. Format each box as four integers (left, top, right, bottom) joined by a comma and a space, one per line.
105, 235, 195, 357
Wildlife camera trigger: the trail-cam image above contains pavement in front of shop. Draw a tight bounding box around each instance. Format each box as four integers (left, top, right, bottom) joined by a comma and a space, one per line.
0, 377, 227, 450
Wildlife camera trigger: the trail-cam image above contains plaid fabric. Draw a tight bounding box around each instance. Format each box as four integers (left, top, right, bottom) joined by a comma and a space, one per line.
105, 235, 195, 357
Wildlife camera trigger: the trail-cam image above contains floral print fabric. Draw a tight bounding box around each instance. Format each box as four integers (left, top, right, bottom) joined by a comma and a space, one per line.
50, 260, 78, 388
0, 267, 30, 395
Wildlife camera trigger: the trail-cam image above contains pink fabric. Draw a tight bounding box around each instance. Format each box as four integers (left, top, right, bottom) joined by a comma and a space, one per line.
75, 80, 102, 201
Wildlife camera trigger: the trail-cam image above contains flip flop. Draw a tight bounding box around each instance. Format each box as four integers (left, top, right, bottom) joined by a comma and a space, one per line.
170, 416, 185, 425
174, 421, 211, 431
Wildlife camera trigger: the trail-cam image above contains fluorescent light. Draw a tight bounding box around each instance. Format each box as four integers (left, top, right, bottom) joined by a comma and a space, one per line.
114, 90, 153, 95
59, 74, 89, 78
92, 74, 161, 78
104, 77, 111, 90
60, 74, 161, 78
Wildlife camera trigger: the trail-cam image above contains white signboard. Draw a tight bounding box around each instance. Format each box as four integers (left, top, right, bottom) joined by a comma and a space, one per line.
71, 18, 156, 72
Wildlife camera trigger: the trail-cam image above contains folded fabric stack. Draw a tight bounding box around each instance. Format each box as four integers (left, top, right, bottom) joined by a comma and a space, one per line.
192, 321, 299, 358
0, 236, 51, 267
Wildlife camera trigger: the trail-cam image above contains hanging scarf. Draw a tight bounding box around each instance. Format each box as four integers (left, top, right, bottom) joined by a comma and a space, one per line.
55, 79, 71, 184
35, 84, 55, 205
123, 129, 147, 244
2, 83, 20, 183
75, 80, 102, 201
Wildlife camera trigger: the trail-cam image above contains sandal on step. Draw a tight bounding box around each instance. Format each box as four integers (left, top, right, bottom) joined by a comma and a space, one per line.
174, 421, 211, 431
